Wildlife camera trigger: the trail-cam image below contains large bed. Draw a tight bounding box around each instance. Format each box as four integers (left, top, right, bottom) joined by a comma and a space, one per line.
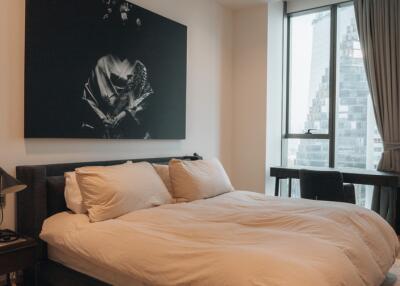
16, 155, 399, 286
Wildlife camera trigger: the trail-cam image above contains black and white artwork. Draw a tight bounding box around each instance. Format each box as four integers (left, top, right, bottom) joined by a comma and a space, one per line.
25, 0, 187, 139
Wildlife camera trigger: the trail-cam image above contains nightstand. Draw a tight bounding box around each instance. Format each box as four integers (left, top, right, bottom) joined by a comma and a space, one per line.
0, 233, 36, 286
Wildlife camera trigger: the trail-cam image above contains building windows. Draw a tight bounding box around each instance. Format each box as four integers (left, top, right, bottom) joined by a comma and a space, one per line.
283, 2, 382, 207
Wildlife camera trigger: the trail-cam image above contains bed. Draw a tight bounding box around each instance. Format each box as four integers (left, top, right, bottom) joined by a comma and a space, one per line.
16, 155, 399, 286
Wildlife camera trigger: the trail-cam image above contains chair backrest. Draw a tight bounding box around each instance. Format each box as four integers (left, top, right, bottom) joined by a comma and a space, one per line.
299, 169, 345, 202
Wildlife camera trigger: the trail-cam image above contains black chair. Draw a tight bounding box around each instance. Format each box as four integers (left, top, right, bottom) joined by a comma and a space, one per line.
299, 169, 356, 204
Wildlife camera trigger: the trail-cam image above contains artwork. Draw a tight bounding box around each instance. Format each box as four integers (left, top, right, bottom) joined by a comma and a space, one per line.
25, 0, 187, 139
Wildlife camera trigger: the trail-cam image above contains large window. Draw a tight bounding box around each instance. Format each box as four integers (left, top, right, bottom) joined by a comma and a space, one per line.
283, 3, 382, 207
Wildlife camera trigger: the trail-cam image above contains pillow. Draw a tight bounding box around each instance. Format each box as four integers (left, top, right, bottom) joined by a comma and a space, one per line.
152, 164, 173, 193
64, 172, 87, 214
169, 158, 234, 202
76, 162, 173, 222
64, 162, 130, 214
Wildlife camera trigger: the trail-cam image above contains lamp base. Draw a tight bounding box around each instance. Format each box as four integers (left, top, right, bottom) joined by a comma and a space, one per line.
0, 229, 19, 243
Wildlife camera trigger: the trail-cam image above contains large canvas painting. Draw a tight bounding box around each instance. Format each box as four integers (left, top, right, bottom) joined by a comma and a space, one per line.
25, 0, 187, 139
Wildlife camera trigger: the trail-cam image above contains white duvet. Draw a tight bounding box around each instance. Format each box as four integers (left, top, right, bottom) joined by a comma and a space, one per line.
40, 191, 399, 286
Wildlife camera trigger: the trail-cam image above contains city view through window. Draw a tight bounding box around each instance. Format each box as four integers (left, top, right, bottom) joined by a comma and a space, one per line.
284, 4, 383, 208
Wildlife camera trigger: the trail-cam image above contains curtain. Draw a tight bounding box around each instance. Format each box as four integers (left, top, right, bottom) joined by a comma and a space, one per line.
354, 0, 400, 229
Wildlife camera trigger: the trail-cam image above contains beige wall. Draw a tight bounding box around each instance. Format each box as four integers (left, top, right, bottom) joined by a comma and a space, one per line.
0, 0, 234, 229
231, 5, 268, 193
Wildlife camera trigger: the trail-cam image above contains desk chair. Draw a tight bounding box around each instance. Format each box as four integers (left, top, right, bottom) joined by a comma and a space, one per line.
299, 169, 356, 204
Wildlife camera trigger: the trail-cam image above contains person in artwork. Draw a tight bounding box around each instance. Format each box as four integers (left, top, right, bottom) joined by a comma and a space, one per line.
81, 54, 154, 139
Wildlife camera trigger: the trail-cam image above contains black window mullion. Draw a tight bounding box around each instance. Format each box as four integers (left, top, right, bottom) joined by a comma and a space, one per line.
328, 5, 338, 168
285, 12, 291, 138
281, 1, 289, 166
285, 134, 330, 140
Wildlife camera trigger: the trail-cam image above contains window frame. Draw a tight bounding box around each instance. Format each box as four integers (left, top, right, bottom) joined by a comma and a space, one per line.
283, 1, 354, 168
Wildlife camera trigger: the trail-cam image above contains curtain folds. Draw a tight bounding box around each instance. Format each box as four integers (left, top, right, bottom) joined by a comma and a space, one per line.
354, 0, 400, 228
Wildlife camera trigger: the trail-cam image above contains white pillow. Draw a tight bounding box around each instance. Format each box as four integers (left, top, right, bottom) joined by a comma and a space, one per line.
169, 158, 234, 202
64, 162, 131, 214
64, 172, 87, 214
76, 162, 173, 222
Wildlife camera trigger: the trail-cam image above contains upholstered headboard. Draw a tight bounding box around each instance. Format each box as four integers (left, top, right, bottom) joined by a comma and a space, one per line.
16, 154, 202, 261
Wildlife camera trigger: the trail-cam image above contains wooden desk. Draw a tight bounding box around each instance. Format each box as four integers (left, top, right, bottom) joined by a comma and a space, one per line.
270, 166, 400, 197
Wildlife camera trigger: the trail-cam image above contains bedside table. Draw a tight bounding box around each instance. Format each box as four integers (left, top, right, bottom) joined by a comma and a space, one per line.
0, 232, 36, 286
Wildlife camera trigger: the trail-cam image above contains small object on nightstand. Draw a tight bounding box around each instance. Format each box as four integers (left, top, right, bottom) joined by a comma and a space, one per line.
0, 235, 36, 286
0, 230, 19, 244
0, 168, 28, 243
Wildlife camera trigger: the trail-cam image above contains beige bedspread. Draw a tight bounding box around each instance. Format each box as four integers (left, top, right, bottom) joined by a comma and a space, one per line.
40, 191, 399, 286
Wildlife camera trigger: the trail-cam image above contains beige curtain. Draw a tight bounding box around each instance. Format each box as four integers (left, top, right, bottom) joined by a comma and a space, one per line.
354, 0, 400, 228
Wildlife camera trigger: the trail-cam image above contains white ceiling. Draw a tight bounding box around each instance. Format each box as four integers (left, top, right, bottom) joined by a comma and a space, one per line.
216, 0, 269, 10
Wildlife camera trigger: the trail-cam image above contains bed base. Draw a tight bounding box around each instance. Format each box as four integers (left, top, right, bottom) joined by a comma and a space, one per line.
39, 260, 110, 286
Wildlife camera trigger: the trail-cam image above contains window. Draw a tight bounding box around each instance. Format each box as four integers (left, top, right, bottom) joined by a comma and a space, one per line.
287, 9, 331, 135
283, 3, 382, 208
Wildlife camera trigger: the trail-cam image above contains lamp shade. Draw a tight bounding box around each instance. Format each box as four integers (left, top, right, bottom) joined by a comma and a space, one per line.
0, 168, 27, 195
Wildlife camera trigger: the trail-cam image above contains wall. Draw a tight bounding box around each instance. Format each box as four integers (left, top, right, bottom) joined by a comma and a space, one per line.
231, 5, 268, 193
0, 0, 233, 229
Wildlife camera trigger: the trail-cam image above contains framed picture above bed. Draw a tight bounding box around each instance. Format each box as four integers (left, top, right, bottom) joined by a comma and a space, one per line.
25, 0, 187, 139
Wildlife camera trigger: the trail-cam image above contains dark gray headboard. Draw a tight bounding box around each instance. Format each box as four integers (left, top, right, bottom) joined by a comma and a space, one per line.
16, 154, 202, 261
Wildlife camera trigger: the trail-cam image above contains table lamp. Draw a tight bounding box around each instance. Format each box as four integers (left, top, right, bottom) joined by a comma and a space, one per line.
0, 168, 27, 243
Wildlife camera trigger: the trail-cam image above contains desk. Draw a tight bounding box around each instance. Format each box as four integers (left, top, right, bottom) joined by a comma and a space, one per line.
270, 166, 400, 197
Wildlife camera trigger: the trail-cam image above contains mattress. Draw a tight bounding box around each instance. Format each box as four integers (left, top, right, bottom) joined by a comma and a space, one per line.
41, 191, 399, 286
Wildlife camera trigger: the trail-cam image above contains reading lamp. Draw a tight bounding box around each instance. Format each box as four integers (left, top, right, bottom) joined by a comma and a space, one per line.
0, 168, 27, 243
